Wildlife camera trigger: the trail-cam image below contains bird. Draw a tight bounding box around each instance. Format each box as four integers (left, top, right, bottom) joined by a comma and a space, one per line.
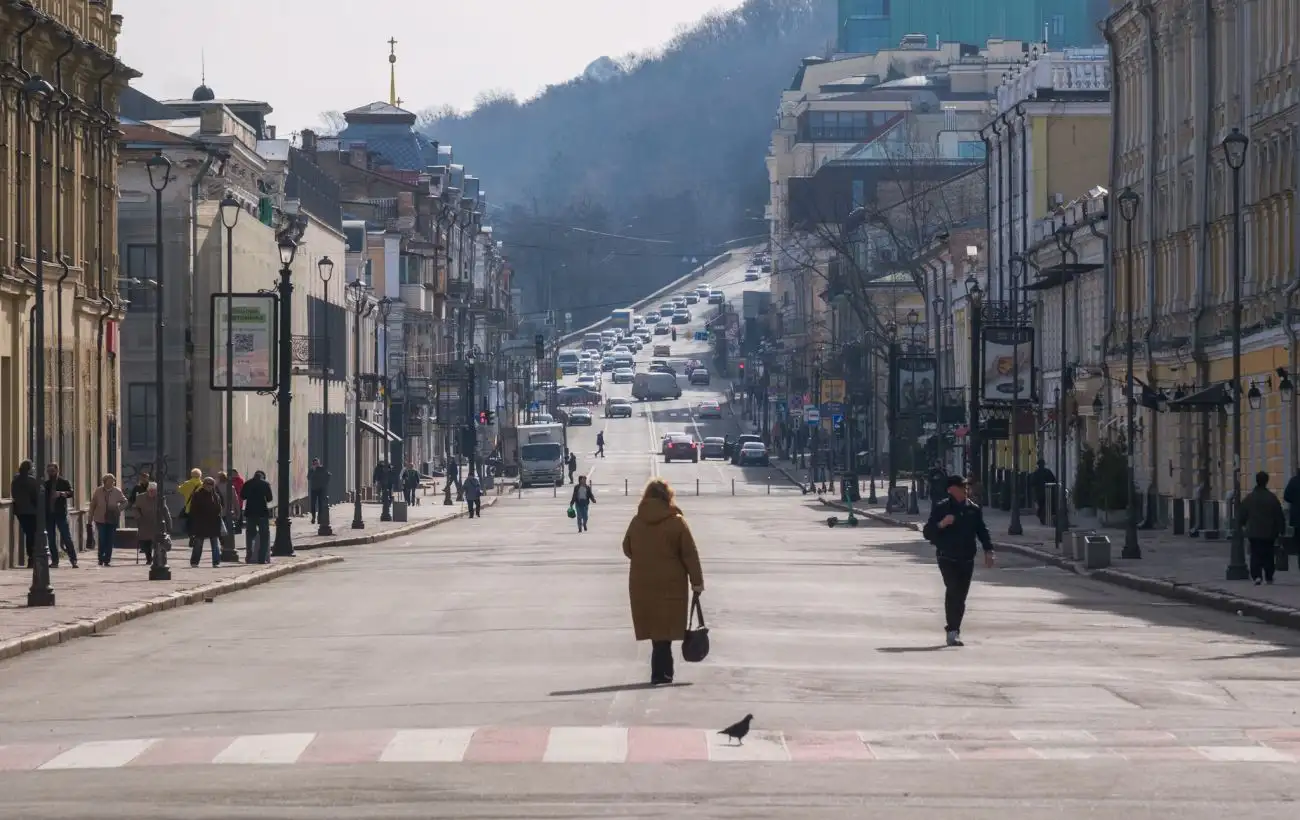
718, 714, 753, 746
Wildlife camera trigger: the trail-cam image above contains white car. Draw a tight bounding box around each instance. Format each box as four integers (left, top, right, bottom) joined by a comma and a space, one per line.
576, 375, 599, 390
612, 367, 635, 384
744, 269, 760, 281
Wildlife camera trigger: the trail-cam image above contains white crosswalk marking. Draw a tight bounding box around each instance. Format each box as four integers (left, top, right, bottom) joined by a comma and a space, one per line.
380, 728, 476, 762
543, 727, 629, 763
213, 733, 315, 765
40, 739, 158, 770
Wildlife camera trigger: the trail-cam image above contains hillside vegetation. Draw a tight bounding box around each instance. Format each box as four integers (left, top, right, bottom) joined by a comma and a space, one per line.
421, 0, 836, 327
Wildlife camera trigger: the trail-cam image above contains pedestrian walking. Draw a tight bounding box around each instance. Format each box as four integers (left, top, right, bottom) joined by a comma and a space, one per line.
128, 471, 150, 506
229, 468, 245, 533
1238, 470, 1285, 585
132, 482, 172, 565
308, 458, 330, 523
596, 431, 606, 458
402, 462, 420, 505
1283, 469, 1300, 542
463, 473, 483, 518
622, 479, 704, 685
571, 475, 596, 532
241, 470, 273, 564
567, 451, 578, 484
89, 474, 128, 566
372, 460, 388, 502
178, 468, 203, 513
186, 476, 224, 567
922, 475, 995, 647
927, 461, 947, 505
10, 460, 42, 566
44, 463, 77, 567
1029, 460, 1055, 524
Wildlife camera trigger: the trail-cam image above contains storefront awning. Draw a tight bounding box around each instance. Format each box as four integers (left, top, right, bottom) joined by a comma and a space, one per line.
1167, 382, 1233, 412
358, 417, 401, 442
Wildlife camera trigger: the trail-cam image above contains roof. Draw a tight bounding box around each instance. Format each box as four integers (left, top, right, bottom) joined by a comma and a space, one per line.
119, 120, 203, 148
337, 121, 438, 172
344, 101, 418, 124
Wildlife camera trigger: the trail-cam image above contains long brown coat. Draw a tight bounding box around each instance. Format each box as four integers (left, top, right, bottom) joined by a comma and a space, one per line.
132, 492, 173, 542
622, 498, 704, 641
186, 486, 224, 539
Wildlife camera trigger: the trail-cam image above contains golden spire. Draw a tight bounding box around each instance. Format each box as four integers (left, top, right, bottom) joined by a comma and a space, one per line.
388, 37, 399, 107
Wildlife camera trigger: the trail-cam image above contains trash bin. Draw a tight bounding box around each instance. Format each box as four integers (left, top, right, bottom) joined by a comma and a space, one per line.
841, 474, 860, 503
1070, 530, 1092, 561
392, 501, 408, 523
1083, 534, 1111, 569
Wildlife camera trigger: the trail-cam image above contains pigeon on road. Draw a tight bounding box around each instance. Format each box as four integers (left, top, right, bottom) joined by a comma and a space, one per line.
718, 714, 753, 746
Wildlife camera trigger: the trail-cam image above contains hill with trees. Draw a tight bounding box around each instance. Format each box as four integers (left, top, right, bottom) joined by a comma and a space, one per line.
420, 0, 837, 327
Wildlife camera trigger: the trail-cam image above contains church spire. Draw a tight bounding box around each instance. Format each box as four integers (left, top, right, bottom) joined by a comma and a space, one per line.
388, 37, 400, 107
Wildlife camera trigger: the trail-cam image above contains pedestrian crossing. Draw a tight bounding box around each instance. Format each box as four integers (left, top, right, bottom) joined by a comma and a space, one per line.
3, 726, 1297, 769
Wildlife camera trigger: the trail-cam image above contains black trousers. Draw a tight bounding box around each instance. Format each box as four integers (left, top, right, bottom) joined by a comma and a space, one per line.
16, 513, 39, 565
309, 489, 325, 521
937, 558, 975, 632
403, 487, 417, 505
466, 498, 481, 517
1248, 538, 1276, 581
650, 640, 674, 681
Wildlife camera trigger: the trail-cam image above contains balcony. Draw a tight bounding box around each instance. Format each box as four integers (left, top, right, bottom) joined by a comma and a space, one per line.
399, 282, 435, 314
995, 47, 1110, 115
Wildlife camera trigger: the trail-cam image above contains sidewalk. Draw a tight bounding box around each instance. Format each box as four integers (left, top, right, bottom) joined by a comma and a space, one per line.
0, 493, 498, 662
821, 489, 1300, 632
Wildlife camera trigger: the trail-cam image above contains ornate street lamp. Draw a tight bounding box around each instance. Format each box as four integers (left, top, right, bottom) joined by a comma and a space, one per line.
1222, 127, 1250, 581
146, 151, 173, 581
1118, 186, 1141, 559
1052, 226, 1075, 548
964, 271, 983, 500
271, 236, 298, 557
316, 256, 335, 536
218, 191, 242, 553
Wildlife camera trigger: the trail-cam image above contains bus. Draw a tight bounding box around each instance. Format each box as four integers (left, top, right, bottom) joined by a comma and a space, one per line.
611, 308, 634, 331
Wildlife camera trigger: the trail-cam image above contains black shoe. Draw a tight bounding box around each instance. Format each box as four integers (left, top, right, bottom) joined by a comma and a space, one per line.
650, 674, 674, 685
191, 562, 199, 568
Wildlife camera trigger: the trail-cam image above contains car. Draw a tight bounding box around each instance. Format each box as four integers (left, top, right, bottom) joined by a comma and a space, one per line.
663, 434, 699, 463
730, 434, 764, 465
697, 400, 721, 419
576, 375, 599, 390
532, 413, 555, 425
612, 345, 631, 356
556, 386, 602, 406
659, 305, 675, 317
695, 286, 711, 297
700, 437, 726, 460
605, 398, 633, 418
612, 367, 635, 384
645, 313, 661, 324
761, 263, 772, 272
671, 311, 690, 324
737, 441, 768, 466
567, 407, 594, 426
708, 292, 725, 304
651, 347, 673, 361
689, 368, 711, 386
649, 364, 675, 377
660, 432, 686, 456
683, 293, 699, 304
601, 356, 616, 372
654, 324, 672, 335
744, 271, 760, 281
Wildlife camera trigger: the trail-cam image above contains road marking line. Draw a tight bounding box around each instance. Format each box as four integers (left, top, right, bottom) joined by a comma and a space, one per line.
463, 727, 551, 763
544, 727, 628, 763
129, 736, 237, 767
39, 739, 157, 770
785, 731, 874, 761
0, 743, 69, 771
213, 733, 315, 765
380, 728, 476, 763
1195, 745, 1296, 762
626, 727, 709, 762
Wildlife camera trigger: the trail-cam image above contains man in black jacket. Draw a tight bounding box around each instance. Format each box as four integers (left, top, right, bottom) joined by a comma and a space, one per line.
44, 463, 78, 568
11, 460, 42, 566
922, 475, 995, 647
241, 470, 273, 564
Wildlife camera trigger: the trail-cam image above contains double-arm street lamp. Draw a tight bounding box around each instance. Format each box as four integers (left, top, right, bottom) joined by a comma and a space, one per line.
1052, 226, 1075, 549
271, 236, 298, 558
964, 270, 983, 498
219, 192, 240, 543
147, 151, 173, 581
1118, 186, 1142, 559
25, 75, 56, 606
1223, 127, 1251, 581
378, 296, 395, 522
346, 278, 370, 530
316, 255, 335, 537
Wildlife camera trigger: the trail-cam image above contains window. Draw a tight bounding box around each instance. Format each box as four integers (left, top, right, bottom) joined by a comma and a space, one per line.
1051, 14, 1065, 38
807, 110, 883, 142
127, 384, 157, 450
958, 141, 987, 159
851, 180, 866, 209
121, 245, 157, 311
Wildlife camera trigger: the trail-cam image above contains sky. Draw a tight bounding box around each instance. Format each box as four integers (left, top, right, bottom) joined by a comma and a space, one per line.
114, 0, 748, 135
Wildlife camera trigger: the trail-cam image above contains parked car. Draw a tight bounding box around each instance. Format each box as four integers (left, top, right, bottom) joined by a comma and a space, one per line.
663, 434, 700, 463
700, 437, 726, 460
729, 434, 763, 465
696, 400, 722, 419
737, 441, 769, 466
567, 407, 594, 426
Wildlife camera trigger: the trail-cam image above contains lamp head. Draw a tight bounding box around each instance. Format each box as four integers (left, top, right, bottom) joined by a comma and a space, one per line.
1247, 382, 1263, 410
277, 236, 298, 267
146, 151, 172, 193
22, 75, 55, 122
317, 255, 335, 283
964, 273, 981, 298
907, 308, 919, 327
1053, 225, 1072, 252
1221, 127, 1249, 171
219, 191, 241, 229
1092, 392, 1103, 414
1117, 186, 1140, 223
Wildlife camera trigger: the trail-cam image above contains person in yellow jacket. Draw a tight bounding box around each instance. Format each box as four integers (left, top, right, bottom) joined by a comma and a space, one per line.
177, 468, 204, 514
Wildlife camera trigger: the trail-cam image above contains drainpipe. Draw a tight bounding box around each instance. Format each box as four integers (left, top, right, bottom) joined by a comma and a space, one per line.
186, 151, 220, 472
93, 62, 116, 485
1284, 136, 1300, 479
51, 33, 75, 467
12, 10, 39, 459
1190, 0, 1213, 507
995, 112, 1012, 300
1087, 213, 1110, 475
1100, 15, 1122, 423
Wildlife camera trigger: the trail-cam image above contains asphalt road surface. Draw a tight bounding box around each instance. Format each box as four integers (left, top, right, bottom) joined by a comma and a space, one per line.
2, 261, 1299, 817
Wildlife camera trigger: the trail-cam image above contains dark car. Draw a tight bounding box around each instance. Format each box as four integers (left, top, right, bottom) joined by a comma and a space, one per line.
605, 399, 633, 418
689, 368, 711, 385
567, 407, 594, 426
557, 386, 602, 406
696, 400, 722, 419
730, 434, 763, 465
737, 441, 769, 466
654, 324, 672, 335
664, 435, 699, 463
700, 437, 726, 460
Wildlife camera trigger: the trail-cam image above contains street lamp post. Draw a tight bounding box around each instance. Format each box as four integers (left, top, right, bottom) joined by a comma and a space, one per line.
24, 76, 56, 606
347, 279, 368, 530
1007, 254, 1025, 536
1118, 187, 1142, 559
219, 192, 240, 542
906, 309, 921, 514
316, 256, 335, 536
271, 236, 298, 558
932, 293, 946, 478
1052, 226, 1074, 550
147, 151, 173, 581
378, 297, 395, 522
965, 272, 983, 501
1223, 127, 1250, 581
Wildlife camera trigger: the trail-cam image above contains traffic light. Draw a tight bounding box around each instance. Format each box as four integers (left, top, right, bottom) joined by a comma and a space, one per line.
534, 333, 545, 359
671, 328, 677, 341
737, 361, 746, 381
478, 409, 495, 425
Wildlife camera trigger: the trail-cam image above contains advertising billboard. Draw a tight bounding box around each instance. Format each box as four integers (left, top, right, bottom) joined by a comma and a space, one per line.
981, 326, 1035, 403
210, 294, 278, 391
893, 354, 936, 420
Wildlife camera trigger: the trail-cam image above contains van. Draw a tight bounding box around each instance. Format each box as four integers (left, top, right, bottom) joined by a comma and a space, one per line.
581, 333, 602, 351
557, 350, 581, 374
632, 371, 681, 401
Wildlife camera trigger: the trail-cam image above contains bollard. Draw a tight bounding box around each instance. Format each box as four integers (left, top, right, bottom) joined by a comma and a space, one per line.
732, 478, 735, 496
767, 475, 771, 495
517, 483, 522, 499
696, 478, 700, 496
625, 478, 629, 496
553, 482, 558, 498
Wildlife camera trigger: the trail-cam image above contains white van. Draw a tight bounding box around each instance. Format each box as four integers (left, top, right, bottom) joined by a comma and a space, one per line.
557, 350, 581, 375
632, 371, 681, 401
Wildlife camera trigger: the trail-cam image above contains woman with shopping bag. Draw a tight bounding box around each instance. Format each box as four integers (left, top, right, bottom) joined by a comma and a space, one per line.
621, 479, 705, 685
569, 475, 596, 532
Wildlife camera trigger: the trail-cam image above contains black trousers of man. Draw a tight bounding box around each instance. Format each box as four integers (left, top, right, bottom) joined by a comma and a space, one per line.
466, 498, 482, 518
1248, 538, 1277, 583
937, 558, 975, 633
309, 489, 325, 523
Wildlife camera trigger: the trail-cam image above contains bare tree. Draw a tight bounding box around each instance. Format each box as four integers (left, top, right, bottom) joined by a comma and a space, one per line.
316, 110, 348, 136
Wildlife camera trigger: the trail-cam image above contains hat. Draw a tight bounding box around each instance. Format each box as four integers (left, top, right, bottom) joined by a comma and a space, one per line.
945, 475, 969, 489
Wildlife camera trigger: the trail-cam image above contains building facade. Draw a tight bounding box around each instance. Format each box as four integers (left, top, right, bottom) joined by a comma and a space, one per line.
0, 0, 136, 568
838, 1, 1107, 55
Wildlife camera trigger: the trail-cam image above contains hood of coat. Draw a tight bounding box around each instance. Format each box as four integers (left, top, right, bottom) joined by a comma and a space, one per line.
635, 498, 682, 525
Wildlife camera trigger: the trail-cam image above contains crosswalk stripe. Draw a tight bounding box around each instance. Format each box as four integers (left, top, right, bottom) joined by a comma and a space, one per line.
39, 739, 157, 770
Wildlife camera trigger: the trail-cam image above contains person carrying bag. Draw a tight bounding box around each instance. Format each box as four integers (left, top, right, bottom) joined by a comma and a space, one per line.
570, 475, 596, 533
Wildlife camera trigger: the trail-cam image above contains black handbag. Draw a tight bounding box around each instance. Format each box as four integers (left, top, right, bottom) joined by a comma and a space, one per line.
681, 592, 710, 663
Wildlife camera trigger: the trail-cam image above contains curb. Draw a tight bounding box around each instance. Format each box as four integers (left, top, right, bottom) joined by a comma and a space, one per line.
295, 496, 499, 551
841, 502, 1300, 632
0, 555, 345, 663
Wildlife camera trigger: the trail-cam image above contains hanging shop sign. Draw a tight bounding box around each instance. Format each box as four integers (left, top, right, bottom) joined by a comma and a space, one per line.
893, 354, 936, 420
981, 326, 1036, 403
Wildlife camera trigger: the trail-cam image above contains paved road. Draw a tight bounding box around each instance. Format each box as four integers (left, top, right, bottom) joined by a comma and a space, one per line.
3, 272, 1300, 816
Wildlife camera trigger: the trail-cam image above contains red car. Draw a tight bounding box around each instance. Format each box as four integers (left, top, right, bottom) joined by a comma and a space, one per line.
663, 434, 700, 463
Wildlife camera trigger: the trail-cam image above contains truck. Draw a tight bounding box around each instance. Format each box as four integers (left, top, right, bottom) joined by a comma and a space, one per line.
611, 308, 634, 332
516, 422, 566, 488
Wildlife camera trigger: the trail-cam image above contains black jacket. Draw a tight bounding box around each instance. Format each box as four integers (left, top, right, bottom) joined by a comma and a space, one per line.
1238, 486, 1285, 541
570, 484, 596, 505
10, 472, 40, 516
241, 476, 273, 517
922, 496, 994, 562
44, 476, 73, 515
1284, 475, 1300, 528
309, 466, 331, 491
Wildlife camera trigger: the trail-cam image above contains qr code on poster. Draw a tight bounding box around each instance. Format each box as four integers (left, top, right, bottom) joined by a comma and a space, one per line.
233, 333, 255, 353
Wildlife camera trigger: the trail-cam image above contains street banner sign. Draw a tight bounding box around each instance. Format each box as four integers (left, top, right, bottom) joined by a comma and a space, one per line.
819, 378, 846, 404
804, 407, 821, 424
821, 401, 843, 417
210, 293, 278, 391
981, 325, 1036, 402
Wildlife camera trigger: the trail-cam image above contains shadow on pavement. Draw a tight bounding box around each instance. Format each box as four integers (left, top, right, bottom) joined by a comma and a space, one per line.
876, 645, 949, 653
549, 682, 694, 696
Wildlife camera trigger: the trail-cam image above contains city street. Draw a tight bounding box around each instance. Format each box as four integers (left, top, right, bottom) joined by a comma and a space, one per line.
1, 273, 1299, 815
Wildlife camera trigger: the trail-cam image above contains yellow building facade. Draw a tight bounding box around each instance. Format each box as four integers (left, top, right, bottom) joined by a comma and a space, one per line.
1108, 0, 1298, 507
0, 0, 135, 567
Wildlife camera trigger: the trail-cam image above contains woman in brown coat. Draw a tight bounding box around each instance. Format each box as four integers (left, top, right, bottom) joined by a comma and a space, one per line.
186, 476, 225, 568
132, 482, 173, 565
622, 479, 704, 684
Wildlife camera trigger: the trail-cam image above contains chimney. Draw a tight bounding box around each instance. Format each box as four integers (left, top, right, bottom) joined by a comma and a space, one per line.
266, 124, 277, 139
301, 128, 318, 159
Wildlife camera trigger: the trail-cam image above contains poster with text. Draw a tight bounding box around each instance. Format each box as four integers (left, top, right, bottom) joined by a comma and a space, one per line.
210, 294, 278, 391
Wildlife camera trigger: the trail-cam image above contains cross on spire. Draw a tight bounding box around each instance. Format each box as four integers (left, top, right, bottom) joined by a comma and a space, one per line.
388, 37, 399, 107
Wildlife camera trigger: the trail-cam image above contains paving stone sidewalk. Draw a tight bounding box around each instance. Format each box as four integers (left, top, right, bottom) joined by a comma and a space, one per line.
0, 493, 500, 661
